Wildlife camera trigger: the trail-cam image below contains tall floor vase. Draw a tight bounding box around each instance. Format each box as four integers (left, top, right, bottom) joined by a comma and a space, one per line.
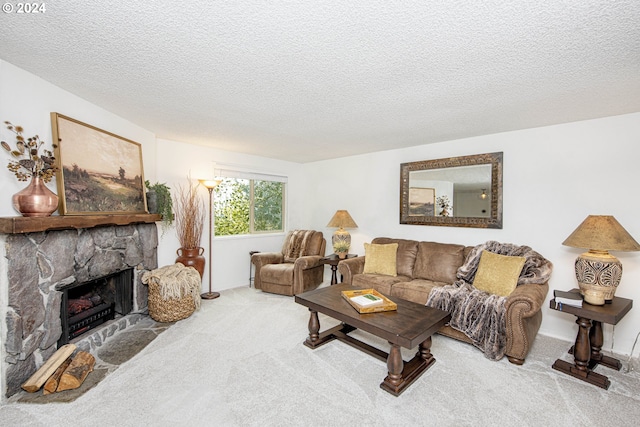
175, 247, 206, 278
12, 176, 58, 217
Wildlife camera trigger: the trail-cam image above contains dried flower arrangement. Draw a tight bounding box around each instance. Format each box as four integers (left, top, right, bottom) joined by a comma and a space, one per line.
174, 176, 206, 249
1, 121, 58, 182
436, 195, 451, 217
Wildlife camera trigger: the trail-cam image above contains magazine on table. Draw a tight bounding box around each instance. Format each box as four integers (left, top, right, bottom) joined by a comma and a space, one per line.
350, 293, 384, 307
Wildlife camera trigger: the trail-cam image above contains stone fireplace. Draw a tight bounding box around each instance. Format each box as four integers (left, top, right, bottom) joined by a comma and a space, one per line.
0, 215, 159, 399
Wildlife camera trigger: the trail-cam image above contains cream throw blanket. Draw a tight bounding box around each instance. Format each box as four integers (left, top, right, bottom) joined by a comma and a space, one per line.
426, 241, 552, 360
141, 263, 202, 310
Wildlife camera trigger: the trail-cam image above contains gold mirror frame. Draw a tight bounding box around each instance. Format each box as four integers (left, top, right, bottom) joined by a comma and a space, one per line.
400, 152, 503, 228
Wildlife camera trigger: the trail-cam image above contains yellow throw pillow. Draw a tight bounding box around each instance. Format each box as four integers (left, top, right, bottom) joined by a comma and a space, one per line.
473, 251, 526, 297
363, 243, 398, 276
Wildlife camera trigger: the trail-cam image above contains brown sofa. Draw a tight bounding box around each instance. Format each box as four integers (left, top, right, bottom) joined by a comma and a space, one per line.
337, 237, 550, 365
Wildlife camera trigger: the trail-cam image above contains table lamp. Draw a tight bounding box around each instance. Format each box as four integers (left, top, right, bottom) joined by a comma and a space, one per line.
326, 210, 358, 257
562, 215, 640, 305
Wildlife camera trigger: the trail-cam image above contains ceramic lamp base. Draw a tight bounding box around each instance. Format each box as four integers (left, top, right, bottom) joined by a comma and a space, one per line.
332, 228, 351, 254
575, 250, 622, 305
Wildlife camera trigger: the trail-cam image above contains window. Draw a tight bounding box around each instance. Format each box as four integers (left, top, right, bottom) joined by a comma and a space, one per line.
213, 171, 285, 236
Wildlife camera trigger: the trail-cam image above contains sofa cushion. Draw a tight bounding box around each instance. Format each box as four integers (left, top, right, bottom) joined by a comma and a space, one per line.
363, 243, 398, 276
352, 273, 411, 296
391, 279, 446, 305
473, 250, 526, 297
372, 238, 419, 278
413, 242, 466, 283
261, 263, 294, 285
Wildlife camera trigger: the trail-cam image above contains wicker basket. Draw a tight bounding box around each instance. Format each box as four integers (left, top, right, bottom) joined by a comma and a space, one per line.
142, 263, 202, 323
147, 280, 196, 322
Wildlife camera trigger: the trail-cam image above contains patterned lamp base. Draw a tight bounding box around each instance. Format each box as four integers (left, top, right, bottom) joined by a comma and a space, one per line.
575, 250, 622, 305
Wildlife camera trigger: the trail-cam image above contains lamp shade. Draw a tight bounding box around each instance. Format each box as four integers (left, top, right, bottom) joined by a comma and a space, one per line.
562, 215, 640, 252
199, 179, 222, 189
326, 210, 358, 229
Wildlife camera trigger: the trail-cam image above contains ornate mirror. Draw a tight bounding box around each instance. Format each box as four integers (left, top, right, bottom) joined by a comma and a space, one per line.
400, 152, 503, 228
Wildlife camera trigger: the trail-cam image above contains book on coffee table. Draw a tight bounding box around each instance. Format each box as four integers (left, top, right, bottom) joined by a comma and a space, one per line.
341, 289, 397, 313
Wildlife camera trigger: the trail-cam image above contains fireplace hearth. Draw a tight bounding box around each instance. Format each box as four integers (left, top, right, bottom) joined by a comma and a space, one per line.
1, 219, 158, 399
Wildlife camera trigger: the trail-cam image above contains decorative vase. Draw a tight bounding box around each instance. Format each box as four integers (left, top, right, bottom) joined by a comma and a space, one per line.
337, 252, 347, 259
12, 176, 58, 217
176, 247, 206, 279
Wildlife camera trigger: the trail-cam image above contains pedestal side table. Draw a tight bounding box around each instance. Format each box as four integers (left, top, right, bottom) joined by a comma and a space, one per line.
320, 253, 357, 285
550, 289, 632, 389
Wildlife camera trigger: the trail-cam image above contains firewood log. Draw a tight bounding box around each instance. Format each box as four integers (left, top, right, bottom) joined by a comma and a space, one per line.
68, 298, 94, 315
21, 344, 77, 393
56, 351, 95, 392
43, 357, 72, 395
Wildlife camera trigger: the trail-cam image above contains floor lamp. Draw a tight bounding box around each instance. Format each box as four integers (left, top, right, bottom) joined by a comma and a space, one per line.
199, 179, 222, 300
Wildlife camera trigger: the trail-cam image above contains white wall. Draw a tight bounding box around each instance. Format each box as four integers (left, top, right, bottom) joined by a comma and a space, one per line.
154, 138, 306, 293
303, 112, 640, 356
0, 60, 157, 212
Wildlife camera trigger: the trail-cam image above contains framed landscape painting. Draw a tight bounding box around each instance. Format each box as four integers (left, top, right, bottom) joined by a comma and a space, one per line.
408, 187, 435, 216
51, 113, 147, 215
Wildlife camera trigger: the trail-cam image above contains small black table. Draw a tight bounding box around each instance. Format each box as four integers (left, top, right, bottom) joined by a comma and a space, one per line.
550, 289, 632, 389
320, 253, 357, 285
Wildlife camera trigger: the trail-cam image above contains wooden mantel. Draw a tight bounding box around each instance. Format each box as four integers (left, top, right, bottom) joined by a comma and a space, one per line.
0, 214, 162, 234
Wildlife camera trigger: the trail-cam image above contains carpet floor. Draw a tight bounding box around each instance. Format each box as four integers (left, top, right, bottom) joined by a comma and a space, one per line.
1, 285, 639, 426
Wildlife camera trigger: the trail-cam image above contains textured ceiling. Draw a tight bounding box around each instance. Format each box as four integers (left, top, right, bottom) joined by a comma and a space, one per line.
1, 1, 639, 163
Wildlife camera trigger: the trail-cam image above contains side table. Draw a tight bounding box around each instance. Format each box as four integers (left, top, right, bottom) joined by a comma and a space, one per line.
249, 251, 260, 287
550, 289, 632, 389
320, 253, 357, 285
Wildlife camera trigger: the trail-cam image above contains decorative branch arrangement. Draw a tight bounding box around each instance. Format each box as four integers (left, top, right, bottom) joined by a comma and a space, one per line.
174, 175, 206, 249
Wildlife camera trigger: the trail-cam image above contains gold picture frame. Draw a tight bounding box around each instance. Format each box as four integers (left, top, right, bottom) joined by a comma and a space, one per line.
51, 113, 147, 215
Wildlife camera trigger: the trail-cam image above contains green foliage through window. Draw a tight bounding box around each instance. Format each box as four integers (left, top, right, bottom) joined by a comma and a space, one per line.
213, 177, 284, 236
254, 180, 284, 232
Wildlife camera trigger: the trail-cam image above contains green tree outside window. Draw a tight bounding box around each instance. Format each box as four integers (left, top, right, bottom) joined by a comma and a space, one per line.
213, 177, 284, 236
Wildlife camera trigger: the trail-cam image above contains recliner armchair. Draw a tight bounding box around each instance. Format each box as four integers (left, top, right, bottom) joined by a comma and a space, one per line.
251, 230, 326, 296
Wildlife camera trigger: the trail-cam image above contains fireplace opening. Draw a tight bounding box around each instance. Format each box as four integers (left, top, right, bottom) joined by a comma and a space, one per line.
57, 269, 134, 346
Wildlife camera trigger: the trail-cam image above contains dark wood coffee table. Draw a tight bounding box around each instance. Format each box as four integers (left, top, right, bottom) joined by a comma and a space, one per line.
295, 283, 451, 396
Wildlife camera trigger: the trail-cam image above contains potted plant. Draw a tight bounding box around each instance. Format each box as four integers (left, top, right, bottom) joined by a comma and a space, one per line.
333, 240, 350, 258
173, 176, 206, 278
145, 180, 174, 232
1, 121, 59, 216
